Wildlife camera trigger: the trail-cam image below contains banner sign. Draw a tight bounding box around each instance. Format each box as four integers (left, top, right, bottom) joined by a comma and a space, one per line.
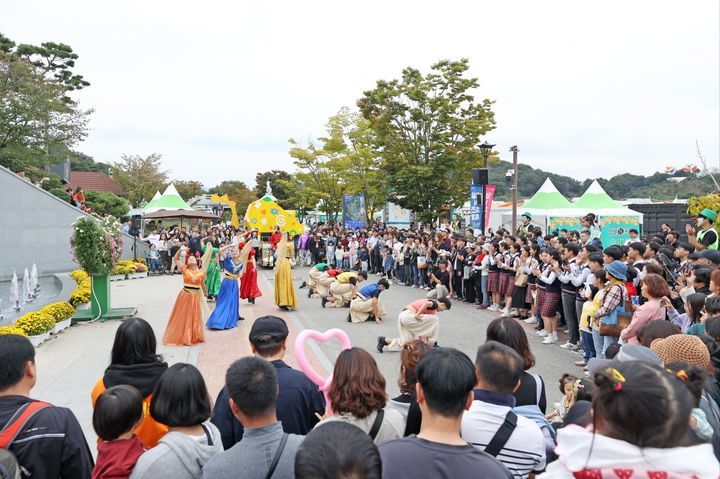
342, 194, 367, 230
485, 185, 496, 229
599, 215, 641, 246
469, 184, 483, 230
548, 216, 583, 235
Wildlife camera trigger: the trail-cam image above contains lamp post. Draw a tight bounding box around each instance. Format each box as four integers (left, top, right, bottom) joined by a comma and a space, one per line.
477, 142, 495, 234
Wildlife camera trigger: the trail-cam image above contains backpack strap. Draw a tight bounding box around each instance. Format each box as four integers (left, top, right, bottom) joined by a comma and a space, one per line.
484, 411, 518, 457
265, 433, 288, 479
0, 401, 50, 449
368, 409, 385, 440
530, 374, 542, 405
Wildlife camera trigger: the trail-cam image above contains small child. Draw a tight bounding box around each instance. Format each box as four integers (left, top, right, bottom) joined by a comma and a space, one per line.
342, 247, 350, 269
383, 246, 394, 281
547, 374, 578, 424
335, 246, 344, 269
92, 385, 145, 479
663, 293, 707, 333
358, 246, 369, 271
578, 270, 606, 365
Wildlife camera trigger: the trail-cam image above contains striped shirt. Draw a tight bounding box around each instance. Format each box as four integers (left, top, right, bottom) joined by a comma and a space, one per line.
461, 393, 546, 478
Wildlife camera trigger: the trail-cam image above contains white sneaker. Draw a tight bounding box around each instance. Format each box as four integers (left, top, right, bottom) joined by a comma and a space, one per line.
542, 337, 558, 344
524, 317, 538, 324
536, 330, 548, 337
487, 305, 498, 311
411, 285, 417, 288
559, 341, 574, 349
500, 308, 510, 315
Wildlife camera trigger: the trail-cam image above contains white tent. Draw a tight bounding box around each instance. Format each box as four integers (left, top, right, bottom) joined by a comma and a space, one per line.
143, 184, 194, 213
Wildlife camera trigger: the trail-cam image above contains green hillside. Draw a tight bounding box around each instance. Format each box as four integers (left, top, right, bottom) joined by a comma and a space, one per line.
487, 160, 718, 202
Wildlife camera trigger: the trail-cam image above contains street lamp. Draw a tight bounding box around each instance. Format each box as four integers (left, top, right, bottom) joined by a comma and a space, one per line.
478, 141, 495, 168
473, 141, 496, 235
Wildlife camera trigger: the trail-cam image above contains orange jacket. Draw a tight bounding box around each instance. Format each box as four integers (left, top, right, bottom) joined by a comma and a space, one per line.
91, 378, 167, 448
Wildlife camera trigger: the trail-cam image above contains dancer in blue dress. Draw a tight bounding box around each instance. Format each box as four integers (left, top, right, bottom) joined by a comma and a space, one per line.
206, 243, 244, 330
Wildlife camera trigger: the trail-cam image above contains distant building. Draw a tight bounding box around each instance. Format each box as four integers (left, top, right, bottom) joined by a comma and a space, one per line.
69, 172, 125, 196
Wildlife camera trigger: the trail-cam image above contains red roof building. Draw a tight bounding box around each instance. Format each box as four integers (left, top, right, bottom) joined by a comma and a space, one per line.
69, 172, 125, 196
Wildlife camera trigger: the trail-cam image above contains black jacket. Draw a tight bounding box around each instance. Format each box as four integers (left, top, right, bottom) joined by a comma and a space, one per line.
210, 360, 325, 449
0, 395, 93, 478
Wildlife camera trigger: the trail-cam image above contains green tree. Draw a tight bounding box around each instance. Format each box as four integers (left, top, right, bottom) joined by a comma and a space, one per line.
68, 151, 111, 174
84, 190, 130, 217
253, 170, 293, 205
173, 180, 204, 200
111, 153, 168, 207
208, 180, 257, 215
0, 33, 91, 171
327, 109, 386, 223
288, 137, 346, 223
358, 59, 496, 221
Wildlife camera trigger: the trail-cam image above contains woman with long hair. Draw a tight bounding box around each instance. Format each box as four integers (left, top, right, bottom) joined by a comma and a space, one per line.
91, 318, 169, 447
205, 242, 244, 330
535, 248, 563, 344
486, 317, 547, 412
163, 245, 213, 345
274, 232, 298, 310
317, 348, 404, 443
386, 340, 432, 436
239, 241, 262, 304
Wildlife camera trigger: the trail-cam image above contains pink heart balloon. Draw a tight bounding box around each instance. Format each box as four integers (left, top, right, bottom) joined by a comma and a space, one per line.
294, 328, 352, 416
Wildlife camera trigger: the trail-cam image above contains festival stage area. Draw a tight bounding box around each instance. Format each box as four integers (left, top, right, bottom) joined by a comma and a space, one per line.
33, 266, 572, 450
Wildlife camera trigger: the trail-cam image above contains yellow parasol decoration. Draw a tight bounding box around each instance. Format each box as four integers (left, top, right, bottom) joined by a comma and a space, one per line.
244, 193, 304, 236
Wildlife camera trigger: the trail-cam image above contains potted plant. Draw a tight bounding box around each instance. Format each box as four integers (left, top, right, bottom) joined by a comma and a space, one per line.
110, 264, 130, 281
129, 262, 148, 279
42, 302, 77, 334
69, 273, 92, 310
71, 216, 123, 319
0, 326, 27, 336
15, 311, 55, 347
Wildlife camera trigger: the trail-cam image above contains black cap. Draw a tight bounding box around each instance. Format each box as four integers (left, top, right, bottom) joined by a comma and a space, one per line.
249, 316, 289, 343
700, 249, 720, 265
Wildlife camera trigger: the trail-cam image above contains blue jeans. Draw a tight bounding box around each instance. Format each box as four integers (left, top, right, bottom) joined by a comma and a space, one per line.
149, 258, 161, 272
591, 329, 618, 359
481, 275, 489, 305
415, 267, 426, 287
581, 330, 596, 362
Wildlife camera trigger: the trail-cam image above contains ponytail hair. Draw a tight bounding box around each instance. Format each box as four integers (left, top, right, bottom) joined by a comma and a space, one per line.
592, 361, 693, 449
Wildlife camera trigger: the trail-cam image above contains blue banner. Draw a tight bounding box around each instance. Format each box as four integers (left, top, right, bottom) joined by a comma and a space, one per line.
469, 184, 483, 230
343, 194, 367, 230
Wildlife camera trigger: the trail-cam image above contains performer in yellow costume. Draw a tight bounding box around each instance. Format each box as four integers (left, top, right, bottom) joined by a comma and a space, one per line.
274, 233, 298, 310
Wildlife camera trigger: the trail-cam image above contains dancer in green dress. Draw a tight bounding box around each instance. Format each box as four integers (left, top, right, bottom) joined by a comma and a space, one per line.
202, 238, 221, 300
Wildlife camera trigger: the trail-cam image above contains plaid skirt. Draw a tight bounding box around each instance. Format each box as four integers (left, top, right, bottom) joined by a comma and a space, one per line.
503, 273, 515, 298
498, 272, 510, 296
526, 283, 535, 304
488, 271, 500, 293
538, 290, 561, 317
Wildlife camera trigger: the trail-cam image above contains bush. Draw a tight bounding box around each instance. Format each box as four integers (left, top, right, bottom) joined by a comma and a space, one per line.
0, 326, 27, 336
70, 269, 89, 284
688, 193, 720, 236
69, 279, 91, 307
84, 190, 131, 218
71, 216, 123, 276
41, 302, 76, 323
15, 312, 55, 336
50, 188, 71, 203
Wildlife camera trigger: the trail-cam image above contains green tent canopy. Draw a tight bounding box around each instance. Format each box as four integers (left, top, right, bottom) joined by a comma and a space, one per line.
143, 191, 162, 210
144, 184, 192, 213
574, 180, 621, 210
521, 178, 573, 210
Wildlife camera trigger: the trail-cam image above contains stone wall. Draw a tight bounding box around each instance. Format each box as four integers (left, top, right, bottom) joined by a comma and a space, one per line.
0, 166, 148, 280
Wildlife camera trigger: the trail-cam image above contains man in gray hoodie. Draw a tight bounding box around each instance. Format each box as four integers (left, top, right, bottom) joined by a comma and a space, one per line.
202, 357, 304, 479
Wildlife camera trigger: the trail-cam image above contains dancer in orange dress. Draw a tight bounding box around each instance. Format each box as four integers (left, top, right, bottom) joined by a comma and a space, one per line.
163, 244, 212, 346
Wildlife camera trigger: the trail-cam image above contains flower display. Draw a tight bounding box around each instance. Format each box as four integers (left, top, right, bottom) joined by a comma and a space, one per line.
71, 216, 123, 276
41, 302, 76, 323
0, 325, 27, 336
15, 311, 55, 336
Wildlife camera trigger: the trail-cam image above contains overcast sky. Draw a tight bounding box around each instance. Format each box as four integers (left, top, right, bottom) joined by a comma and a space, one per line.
4, 0, 719, 189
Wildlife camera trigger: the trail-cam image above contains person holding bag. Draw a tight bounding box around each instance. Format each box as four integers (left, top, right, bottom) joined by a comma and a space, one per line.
620, 273, 669, 344
591, 261, 630, 358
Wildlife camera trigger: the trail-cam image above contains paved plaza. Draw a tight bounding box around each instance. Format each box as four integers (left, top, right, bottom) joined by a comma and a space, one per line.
33, 266, 573, 449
